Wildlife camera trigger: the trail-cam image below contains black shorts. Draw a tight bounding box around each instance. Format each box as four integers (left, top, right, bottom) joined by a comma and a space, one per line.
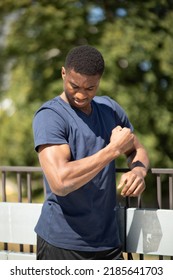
37, 235, 124, 260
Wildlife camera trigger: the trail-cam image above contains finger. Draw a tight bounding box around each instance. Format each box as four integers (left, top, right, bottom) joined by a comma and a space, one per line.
118, 173, 139, 196
117, 182, 124, 189
120, 174, 137, 195
122, 182, 140, 196
115, 125, 123, 131
117, 177, 127, 189
129, 181, 146, 197
122, 178, 145, 197
117, 172, 136, 190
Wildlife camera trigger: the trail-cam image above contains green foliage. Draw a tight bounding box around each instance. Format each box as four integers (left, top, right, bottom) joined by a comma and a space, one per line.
0, 0, 172, 170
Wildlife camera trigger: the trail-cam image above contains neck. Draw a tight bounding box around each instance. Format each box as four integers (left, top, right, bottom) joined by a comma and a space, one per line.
79, 105, 92, 115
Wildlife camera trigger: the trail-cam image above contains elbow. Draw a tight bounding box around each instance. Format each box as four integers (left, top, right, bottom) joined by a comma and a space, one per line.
56, 188, 70, 197
51, 186, 70, 197
44, 168, 74, 196
50, 181, 72, 197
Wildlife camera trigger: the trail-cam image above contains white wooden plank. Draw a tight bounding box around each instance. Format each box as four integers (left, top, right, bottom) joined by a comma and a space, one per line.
0, 251, 8, 260
8, 252, 36, 260
126, 208, 173, 256
0, 202, 42, 245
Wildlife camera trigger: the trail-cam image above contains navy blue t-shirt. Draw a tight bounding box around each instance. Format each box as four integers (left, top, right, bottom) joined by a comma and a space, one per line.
32, 95, 133, 251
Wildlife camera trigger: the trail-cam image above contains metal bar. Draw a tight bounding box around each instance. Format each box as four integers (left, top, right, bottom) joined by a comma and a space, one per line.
19, 244, 24, 252
116, 168, 130, 173
27, 173, 32, 203
138, 195, 142, 208
0, 166, 42, 172
1, 171, 7, 202
1, 166, 173, 174
30, 244, 34, 253
17, 173, 22, 202
126, 196, 130, 208
157, 175, 162, 209
151, 168, 173, 174
4, 243, 8, 251
127, 252, 133, 260
43, 177, 46, 199
1, 171, 7, 250
17, 172, 24, 252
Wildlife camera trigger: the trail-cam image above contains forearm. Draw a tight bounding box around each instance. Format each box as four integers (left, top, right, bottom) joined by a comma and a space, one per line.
126, 141, 150, 177
117, 141, 149, 197
60, 150, 112, 194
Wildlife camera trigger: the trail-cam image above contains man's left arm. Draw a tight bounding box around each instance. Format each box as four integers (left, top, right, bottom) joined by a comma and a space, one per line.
117, 134, 150, 197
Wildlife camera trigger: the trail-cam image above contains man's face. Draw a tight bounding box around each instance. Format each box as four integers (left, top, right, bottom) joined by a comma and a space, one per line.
61, 67, 101, 113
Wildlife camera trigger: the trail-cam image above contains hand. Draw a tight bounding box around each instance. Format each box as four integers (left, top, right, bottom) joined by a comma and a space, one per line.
110, 126, 134, 156
117, 169, 146, 197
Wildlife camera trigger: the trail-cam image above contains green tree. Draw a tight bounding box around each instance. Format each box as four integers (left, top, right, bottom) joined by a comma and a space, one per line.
0, 0, 172, 170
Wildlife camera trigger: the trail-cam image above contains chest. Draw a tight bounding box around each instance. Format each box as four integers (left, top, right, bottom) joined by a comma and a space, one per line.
66, 106, 117, 159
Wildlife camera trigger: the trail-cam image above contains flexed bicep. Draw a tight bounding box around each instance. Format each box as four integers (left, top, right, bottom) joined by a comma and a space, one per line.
38, 144, 71, 195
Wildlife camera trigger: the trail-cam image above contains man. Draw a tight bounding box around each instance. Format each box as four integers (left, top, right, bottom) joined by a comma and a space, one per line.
33, 45, 149, 260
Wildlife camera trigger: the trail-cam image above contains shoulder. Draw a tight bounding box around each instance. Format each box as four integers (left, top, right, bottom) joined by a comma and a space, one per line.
33, 96, 69, 126
33, 97, 68, 133
32, 97, 69, 151
93, 95, 125, 114
35, 97, 62, 115
93, 95, 134, 131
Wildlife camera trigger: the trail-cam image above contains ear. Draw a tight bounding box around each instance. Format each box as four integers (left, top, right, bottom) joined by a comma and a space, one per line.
61, 67, 66, 80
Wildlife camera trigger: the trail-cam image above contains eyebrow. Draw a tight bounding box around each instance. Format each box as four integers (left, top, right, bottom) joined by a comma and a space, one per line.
70, 82, 95, 89
70, 82, 78, 87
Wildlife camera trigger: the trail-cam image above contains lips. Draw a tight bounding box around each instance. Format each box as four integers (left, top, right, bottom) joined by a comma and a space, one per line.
74, 98, 87, 105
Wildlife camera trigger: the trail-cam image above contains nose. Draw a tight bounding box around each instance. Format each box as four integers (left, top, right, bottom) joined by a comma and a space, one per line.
75, 90, 88, 99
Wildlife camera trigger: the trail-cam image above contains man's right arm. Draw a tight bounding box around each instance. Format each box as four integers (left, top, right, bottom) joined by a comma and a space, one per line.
38, 126, 134, 196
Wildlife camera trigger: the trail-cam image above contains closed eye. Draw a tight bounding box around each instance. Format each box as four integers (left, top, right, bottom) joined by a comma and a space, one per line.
70, 83, 79, 89
70, 82, 95, 91
88, 87, 95, 91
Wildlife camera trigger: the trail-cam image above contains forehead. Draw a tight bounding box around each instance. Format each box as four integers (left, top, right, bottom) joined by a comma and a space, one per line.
66, 69, 100, 86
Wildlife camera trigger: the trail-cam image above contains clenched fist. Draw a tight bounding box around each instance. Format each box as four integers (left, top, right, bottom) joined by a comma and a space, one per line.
110, 126, 134, 156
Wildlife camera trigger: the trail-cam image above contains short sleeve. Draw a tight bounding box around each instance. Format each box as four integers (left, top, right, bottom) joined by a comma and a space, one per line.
94, 96, 134, 132
112, 101, 134, 132
32, 108, 68, 152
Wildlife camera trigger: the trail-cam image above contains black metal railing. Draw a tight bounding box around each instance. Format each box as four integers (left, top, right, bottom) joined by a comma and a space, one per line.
0, 166, 45, 203
0, 166, 173, 259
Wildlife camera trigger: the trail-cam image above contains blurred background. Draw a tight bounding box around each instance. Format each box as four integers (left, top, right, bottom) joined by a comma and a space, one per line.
0, 0, 172, 204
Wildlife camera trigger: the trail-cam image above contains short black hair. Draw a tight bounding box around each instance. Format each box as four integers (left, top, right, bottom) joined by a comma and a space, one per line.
65, 45, 105, 76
